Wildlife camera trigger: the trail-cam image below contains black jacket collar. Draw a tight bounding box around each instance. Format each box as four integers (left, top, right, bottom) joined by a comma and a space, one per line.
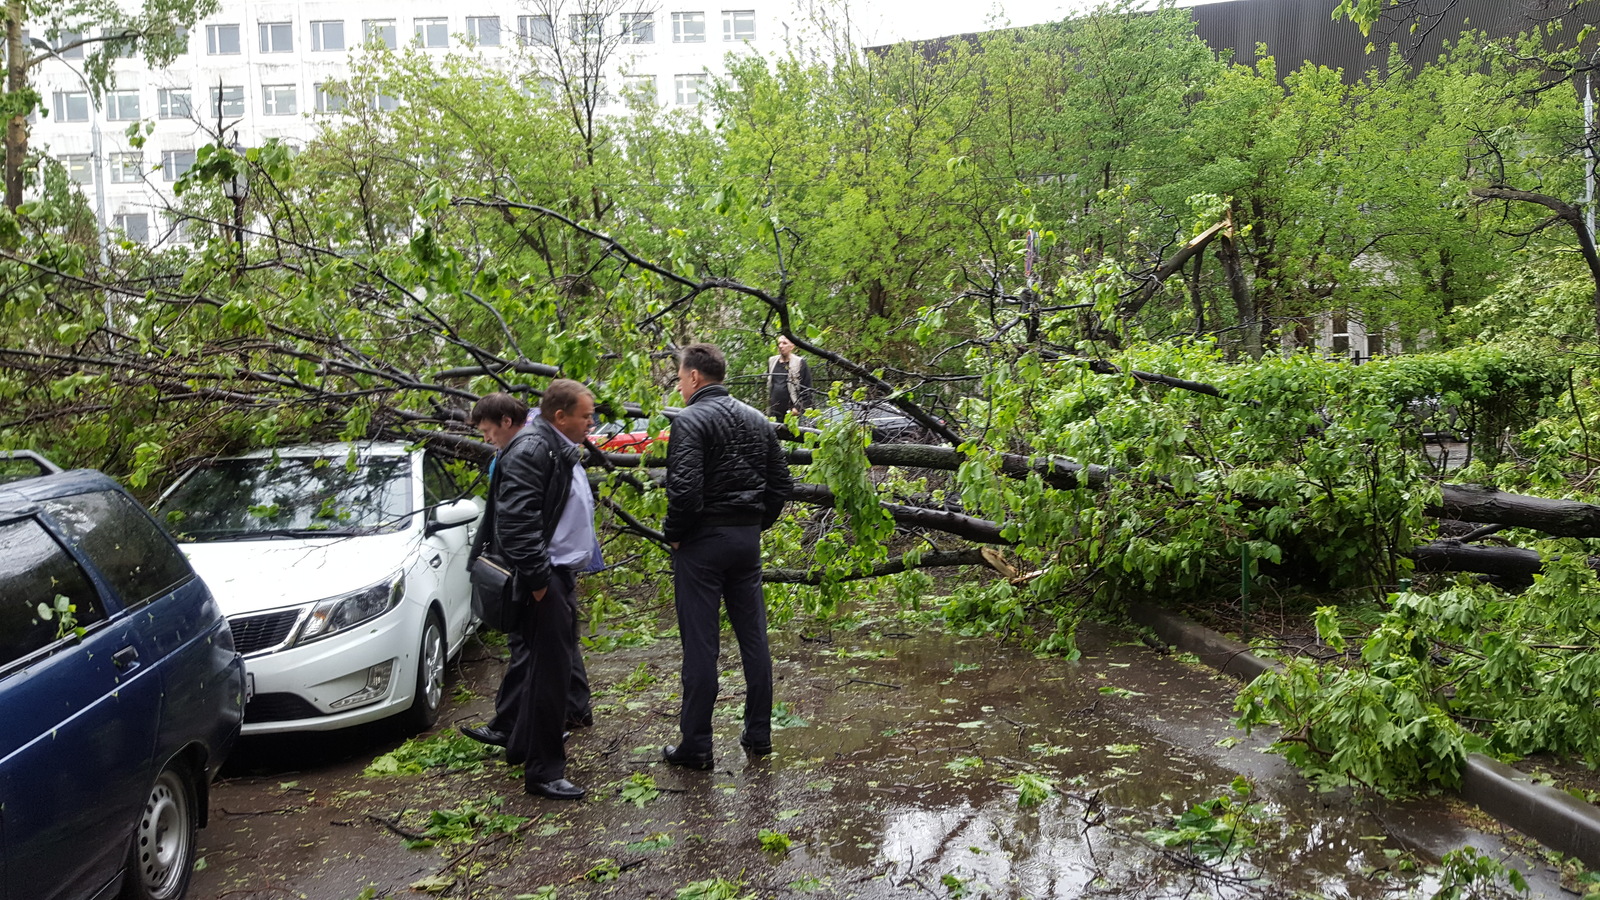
686, 384, 730, 406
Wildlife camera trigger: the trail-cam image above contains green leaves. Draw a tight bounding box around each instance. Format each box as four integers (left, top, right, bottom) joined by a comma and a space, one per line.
1002, 771, 1054, 808
1142, 780, 1258, 861
617, 773, 660, 808
363, 731, 500, 777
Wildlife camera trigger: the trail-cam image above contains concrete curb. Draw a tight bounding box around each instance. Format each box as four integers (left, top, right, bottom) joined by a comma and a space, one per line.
1126, 601, 1600, 870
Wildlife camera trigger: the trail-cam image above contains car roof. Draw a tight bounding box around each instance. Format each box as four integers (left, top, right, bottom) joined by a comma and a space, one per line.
0, 468, 125, 511
223, 441, 414, 460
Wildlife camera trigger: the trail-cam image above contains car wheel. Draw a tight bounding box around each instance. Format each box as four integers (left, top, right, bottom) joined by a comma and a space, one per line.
399, 610, 446, 732
120, 763, 197, 900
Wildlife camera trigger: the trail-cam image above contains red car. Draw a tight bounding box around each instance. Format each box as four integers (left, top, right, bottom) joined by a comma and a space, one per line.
589, 417, 668, 454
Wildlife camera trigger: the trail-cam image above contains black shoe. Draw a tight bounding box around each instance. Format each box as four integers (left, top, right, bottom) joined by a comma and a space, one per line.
526, 778, 585, 800
462, 724, 508, 747
566, 711, 594, 729
739, 732, 773, 756
662, 744, 714, 771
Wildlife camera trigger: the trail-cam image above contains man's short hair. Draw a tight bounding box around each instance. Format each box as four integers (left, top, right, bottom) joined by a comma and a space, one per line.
540, 378, 594, 419
679, 343, 726, 382
468, 392, 529, 426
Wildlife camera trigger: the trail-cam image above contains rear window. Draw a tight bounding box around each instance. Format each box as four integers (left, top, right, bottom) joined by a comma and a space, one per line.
0, 517, 106, 669
41, 490, 193, 606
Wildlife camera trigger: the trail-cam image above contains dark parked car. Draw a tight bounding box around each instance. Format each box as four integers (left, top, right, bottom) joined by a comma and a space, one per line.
0, 462, 244, 900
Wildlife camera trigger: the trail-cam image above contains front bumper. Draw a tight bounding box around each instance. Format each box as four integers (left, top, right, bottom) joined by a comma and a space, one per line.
232, 604, 420, 735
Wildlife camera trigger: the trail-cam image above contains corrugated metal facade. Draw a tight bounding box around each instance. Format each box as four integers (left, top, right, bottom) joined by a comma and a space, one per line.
1186, 0, 1596, 80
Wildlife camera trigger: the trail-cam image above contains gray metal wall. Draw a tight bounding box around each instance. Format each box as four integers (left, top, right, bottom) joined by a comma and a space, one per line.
1186, 0, 1596, 80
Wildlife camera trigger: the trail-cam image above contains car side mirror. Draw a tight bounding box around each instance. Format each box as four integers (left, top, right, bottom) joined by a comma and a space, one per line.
425, 498, 481, 535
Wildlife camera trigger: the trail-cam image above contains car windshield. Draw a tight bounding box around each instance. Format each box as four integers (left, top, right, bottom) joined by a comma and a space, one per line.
156, 456, 413, 541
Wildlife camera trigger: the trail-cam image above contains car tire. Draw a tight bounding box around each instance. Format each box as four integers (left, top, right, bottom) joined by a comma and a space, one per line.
399, 610, 446, 733
119, 762, 198, 900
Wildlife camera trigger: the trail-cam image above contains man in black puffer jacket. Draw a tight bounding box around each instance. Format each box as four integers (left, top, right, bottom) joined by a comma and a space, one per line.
472, 381, 598, 800
662, 342, 793, 770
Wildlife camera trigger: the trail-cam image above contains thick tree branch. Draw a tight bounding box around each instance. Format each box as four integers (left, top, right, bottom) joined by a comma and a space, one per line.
1471, 185, 1600, 338
763, 548, 991, 584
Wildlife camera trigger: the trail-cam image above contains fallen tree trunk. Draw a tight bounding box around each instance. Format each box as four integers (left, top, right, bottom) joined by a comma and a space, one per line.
787, 482, 1010, 544
594, 442, 1600, 541
1431, 484, 1600, 539
763, 548, 991, 584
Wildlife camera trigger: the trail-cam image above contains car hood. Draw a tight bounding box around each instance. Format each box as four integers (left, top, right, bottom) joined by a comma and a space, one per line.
180, 532, 416, 616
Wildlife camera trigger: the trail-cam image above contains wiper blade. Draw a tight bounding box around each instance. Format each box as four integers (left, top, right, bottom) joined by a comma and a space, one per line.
187, 527, 363, 540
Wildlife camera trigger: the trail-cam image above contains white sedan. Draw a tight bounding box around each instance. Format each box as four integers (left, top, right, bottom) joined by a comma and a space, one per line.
155, 442, 482, 735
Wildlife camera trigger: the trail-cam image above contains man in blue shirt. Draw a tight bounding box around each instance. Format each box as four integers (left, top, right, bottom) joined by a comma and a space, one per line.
468, 382, 599, 800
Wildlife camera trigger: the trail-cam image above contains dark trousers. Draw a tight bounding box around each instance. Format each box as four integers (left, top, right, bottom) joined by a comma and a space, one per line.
489, 611, 591, 733
673, 525, 772, 755
505, 567, 580, 784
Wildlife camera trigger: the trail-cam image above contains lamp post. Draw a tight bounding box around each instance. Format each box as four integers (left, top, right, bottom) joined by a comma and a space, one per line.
219, 130, 248, 262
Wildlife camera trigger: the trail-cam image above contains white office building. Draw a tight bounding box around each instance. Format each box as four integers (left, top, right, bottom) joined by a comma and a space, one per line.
28, 1, 805, 243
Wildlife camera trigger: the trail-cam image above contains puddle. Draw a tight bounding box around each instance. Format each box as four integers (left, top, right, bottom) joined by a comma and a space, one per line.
193, 621, 1536, 899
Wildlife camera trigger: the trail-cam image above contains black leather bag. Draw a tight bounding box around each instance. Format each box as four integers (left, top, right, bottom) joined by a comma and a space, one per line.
470, 554, 519, 632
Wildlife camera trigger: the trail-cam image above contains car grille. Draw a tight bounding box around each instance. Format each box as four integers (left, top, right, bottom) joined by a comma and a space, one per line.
246, 693, 326, 723
228, 609, 301, 655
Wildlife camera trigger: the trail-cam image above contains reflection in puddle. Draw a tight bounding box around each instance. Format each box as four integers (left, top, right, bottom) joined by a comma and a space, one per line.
763, 623, 1443, 898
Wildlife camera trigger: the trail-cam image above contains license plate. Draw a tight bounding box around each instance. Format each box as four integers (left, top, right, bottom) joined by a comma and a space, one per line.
245, 672, 255, 703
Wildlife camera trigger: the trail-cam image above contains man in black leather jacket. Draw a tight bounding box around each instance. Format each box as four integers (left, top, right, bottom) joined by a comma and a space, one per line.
662, 342, 793, 770
471, 382, 598, 800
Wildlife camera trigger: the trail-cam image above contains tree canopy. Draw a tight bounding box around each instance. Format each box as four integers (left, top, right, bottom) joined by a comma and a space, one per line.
4, 0, 1600, 795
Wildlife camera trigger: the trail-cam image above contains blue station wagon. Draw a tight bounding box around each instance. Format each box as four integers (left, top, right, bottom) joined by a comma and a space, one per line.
0, 463, 244, 900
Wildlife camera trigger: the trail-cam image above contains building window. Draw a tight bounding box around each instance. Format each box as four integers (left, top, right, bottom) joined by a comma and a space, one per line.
517, 15, 552, 45
722, 9, 754, 41
674, 73, 706, 105
375, 93, 402, 112
466, 16, 501, 46
165, 214, 199, 243
622, 74, 656, 103
363, 19, 397, 49
210, 85, 245, 118
569, 13, 602, 41
672, 12, 705, 42
262, 84, 296, 116
60, 154, 92, 184
160, 149, 195, 181
112, 213, 149, 244
105, 90, 140, 121
258, 21, 292, 52
54, 29, 84, 59
415, 17, 448, 47
109, 152, 142, 184
311, 20, 345, 51
158, 88, 191, 119
620, 13, 653, 43
206, 23, 241, 55
314, 83, 346, 113
53, 91, 89, 122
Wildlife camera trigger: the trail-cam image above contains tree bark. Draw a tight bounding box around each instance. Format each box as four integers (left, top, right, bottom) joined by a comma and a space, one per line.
1408, 540, 1560, 579
763, 548, 991, 584
6, 0, 26, 212
1215, 233, 1262, 360
1431, 483, 1600, 538
1120, 220, 1228, 320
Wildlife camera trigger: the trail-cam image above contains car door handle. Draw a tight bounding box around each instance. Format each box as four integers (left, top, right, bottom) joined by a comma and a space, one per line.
429, 554, 442, 568
112, 645, 140, 671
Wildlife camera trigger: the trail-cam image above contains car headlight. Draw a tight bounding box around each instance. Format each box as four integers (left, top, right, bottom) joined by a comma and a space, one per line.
295, 573, 405, 645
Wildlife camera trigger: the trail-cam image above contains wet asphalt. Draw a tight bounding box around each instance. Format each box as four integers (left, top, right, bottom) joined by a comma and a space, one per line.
191, 618, 1550, 899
